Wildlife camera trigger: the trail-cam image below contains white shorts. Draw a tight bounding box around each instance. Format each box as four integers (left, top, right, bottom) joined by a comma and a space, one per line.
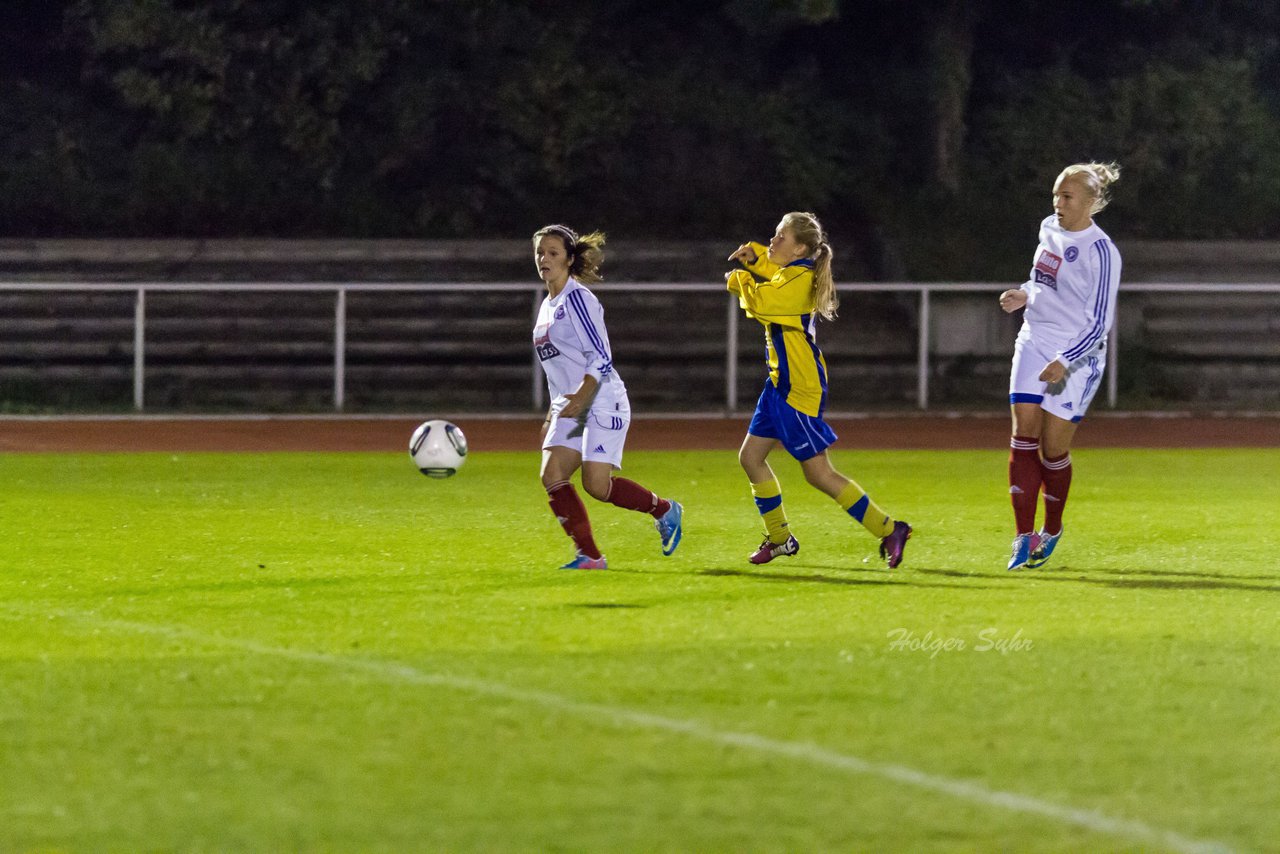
543, 408, 630, 468
1009, 336, 1105, 423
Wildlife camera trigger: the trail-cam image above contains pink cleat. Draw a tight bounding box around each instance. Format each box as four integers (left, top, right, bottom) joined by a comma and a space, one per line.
560, 552, 608, 570
749, 534, 800, 565
879, 521, 913, 569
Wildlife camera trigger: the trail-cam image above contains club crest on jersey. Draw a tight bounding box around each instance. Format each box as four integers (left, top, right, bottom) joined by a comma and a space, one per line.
1034, 249, 1062, 290
554, 306, 566, 320
1065, 246, 1079, 262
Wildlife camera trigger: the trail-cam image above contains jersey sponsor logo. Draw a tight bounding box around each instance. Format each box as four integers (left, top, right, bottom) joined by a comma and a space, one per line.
593, 444, 606, 454
533, 330, 561, 361
1064, 246, 1079, 262
1034, 249, 1061, 290
1035, 249, 1062, 275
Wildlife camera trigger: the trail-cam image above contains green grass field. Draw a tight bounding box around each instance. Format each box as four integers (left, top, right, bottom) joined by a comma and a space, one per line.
2, 446, 1277, 852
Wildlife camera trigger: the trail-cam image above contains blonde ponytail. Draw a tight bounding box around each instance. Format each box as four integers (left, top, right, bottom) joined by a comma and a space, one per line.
781, 211, 838, 320
812, 241, 838, 320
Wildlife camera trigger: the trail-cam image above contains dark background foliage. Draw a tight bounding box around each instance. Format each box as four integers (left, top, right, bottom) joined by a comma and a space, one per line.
3, 0, 1279, 278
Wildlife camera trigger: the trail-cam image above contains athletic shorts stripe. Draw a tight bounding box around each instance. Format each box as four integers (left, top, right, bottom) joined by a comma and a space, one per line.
1077, 356, 1102, 417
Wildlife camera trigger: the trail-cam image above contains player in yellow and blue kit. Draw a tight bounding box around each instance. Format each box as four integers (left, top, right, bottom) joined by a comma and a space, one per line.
726, 211, 912, 568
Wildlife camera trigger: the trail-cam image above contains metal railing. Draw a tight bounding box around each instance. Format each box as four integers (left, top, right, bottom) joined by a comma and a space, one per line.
5, 281, 1278, 412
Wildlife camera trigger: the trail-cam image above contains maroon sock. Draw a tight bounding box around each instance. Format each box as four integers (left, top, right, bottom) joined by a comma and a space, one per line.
605, 477, 670, 518
1040, 452, 1072, 535
1009, 436, 1042, 534
546, 481, 601, 559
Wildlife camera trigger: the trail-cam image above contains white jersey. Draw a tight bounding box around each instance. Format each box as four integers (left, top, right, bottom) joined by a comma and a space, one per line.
1018, 215, 1122, 366
533, 277, 630, 416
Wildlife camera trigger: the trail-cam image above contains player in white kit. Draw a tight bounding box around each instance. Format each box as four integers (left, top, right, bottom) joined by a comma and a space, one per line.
532, 224, 683, 570
999, 162, 1121, 570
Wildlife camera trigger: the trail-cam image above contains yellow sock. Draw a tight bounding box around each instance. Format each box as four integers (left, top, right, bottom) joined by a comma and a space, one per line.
836, 481, 894, 538
750, 479, 791, 543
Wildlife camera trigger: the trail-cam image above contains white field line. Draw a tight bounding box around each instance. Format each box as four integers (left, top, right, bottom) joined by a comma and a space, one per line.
9, 609, 1236, 854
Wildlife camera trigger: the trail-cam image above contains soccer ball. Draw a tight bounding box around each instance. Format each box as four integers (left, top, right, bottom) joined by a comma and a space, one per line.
409, 420, 467, 478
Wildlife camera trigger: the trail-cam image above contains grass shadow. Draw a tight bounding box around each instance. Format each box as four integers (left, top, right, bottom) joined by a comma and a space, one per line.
698, 566, 998, 589
1081, 566, 1279, 583
1029, 573, 1280, 592
913, 568, 993, 580
916, 566, 1280, 592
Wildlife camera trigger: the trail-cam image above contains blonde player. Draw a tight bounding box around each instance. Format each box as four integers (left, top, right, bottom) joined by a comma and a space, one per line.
532, 224, 683, 570
999, 162, 1122, 570
726, 212, 912, 568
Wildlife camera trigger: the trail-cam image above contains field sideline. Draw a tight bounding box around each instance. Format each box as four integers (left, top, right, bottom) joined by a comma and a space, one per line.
2, 416, 1277, 851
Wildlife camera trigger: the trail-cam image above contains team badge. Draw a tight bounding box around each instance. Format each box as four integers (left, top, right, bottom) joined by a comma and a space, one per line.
554, 306, 566, 320
1065, 246, 1079, 262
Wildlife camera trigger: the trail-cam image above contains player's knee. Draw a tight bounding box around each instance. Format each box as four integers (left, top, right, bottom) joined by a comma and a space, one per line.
804, 470, 839, 496
801, 459, 833, 488
583, 480, 611, 502
1041, 442, 1070, 460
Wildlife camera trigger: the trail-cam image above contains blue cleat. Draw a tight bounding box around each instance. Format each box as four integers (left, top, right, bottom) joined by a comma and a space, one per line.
1026, 528, 1062, 569
561, 552, 607, 570
1007, 533, 1035, 571
655, 500, 683, 556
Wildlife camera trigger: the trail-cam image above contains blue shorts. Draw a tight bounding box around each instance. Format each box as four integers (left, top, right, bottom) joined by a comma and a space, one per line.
747, 380, 837, 461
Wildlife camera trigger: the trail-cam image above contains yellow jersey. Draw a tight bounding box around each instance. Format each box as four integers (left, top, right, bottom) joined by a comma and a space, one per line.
726, 241, 829, 417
